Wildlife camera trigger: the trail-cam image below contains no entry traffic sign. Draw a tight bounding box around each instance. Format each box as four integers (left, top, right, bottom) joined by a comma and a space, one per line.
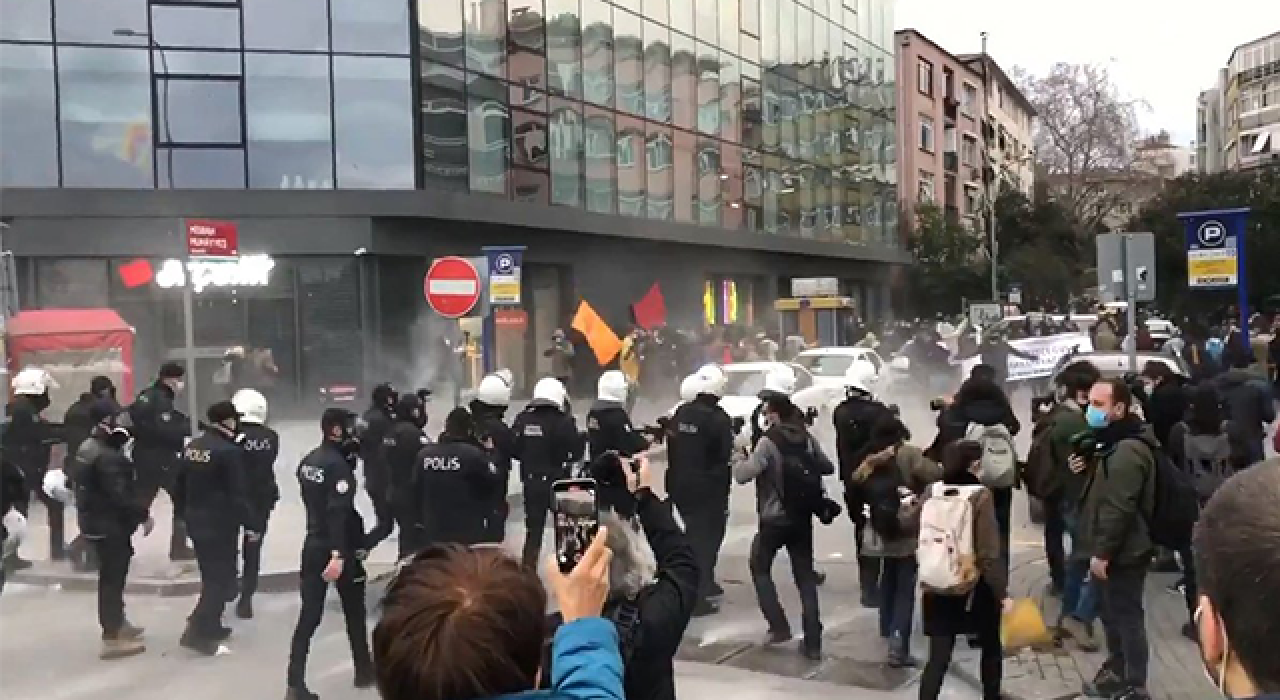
424, 256, 481, 318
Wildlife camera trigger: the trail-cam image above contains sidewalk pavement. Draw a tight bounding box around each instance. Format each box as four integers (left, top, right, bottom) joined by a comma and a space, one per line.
948, 547, 1215, 700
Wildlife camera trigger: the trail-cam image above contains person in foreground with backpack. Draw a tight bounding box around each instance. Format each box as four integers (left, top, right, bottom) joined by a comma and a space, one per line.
846, 416, 942, 668
1191, 459, 1280, 700
736, 394, 838, 661
918, 440, 1011, 700
1074, 378, 1157, 700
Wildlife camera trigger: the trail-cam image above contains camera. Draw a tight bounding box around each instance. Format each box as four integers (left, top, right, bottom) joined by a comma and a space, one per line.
929, 398, 946, 411
1068, 430, 1099, 459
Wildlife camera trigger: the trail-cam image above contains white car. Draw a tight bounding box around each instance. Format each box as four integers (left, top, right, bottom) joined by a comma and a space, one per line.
666, 361, 830, 433
793, 347, 886, 391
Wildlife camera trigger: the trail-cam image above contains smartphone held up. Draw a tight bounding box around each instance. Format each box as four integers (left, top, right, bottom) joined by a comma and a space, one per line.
552, 478, 600, 574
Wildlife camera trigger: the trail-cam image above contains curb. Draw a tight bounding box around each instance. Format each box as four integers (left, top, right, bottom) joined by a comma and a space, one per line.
13, 565, 395, 597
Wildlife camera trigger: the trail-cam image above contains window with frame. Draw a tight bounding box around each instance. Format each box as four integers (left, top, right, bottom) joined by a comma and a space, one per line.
917, 58, 932, 96
919, 115, 934, 152
918, 171, 935, 204
962, 134, 978, 167
962, 83, 977, 114
964, 184, 979, 215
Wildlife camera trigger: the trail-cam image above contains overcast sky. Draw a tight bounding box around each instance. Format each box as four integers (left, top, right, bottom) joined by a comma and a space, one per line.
894, 0, 1280, 147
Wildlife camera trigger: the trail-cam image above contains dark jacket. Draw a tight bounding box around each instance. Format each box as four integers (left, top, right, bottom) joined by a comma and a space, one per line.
298, 441, 366, 555
74, 433, 149, 539
664, 395, 734, 506
1166, 420, 1252, 474
920, 470, 1008, 637
930, 379, 1021, 459
512, 401, 583, 481
491, 618, 625, 700
1043, 399, 1091, 504
1078, 417, 1156, 569
1215, 368, 1276, 442
413, 434, 502, 546
174, 427, 252, 537
1146, 378, 1188, 448
587, 402, 649, 460
357, 405, 395, 497
831, 394, 896, 483
735, 421, 835, 528
129, 381, 189, 473
385, 419, 429, 504
62, 394, 98, 469
471, 399, 516, 500
3, 393, 60, 476
975, 340, 1035, 385
844, 445, 942, 557
238, 422, 280, 531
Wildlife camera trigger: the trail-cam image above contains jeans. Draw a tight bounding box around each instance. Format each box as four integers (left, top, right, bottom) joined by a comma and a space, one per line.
286, 547, 371, 689
189, 528, 238, 636
920, 630, 1002, 700
1060, 503, 1099, 624
1043, 497, 1067, 586
877, 556, 918, 651
749, 522, 822, 650
1098, 565, 1149, 688
92, 535, 133, 637
679, 496, 729, 602
854, 521, 881, 605
521, 476, 553, 569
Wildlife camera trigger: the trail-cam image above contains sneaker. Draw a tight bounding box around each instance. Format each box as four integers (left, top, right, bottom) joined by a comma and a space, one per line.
1082, 668, 1126, 698
708, 581, 725, 597
814, 570, 828, 586
213, 625, 233, 642
691, 600, 720, 617
887, 649, 919, 668
236, 597, 254, 620
353, 664, 376, 689
764, 628, 793, 645
117, 622, 146, 641
1110, 687, 1152, 700
283, 686, 320, 700
798, 640, 822, 662
179, 628, 221, 656
1060, 615, 1100, 653
100, 636, 146, 660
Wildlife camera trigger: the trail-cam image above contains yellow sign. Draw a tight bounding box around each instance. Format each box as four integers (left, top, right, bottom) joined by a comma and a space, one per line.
489, 279, 520, 304
1187, 248, 1238, 288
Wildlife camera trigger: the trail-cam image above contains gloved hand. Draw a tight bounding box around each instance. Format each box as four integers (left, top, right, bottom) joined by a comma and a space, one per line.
43, 469, 73, 504
2, 508, 28, 555
244, 530, 263, 543
353, 548, 370, 562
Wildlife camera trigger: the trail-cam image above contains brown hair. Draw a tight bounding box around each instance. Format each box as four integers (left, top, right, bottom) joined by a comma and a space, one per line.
373, 546, 549, 700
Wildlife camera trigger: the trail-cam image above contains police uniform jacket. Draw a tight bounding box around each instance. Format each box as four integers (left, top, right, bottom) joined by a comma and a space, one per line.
511, 401, 582, 481
357, 406, 395, 499
470, 400, 516, 500
239, 423, 280, 531
128, 381, 189, 473
412, 435, 501, 545
587, 401, 648, 460
385, 419, 429, 507
298, 441, 366, 555
174, 428, 251, 538
75, 435, 149, 539
3, 394, 61, 476
664, 395, 734, 504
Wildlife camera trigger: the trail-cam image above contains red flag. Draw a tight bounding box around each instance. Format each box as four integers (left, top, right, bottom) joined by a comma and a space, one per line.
118, 259, 154, 288
632, 283, 667, 330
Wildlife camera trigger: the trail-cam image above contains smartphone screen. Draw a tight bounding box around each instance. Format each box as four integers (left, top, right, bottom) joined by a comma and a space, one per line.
552, 478, 599, 574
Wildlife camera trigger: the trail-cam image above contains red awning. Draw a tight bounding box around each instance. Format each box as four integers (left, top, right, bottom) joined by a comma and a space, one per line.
6, 309, 133, 338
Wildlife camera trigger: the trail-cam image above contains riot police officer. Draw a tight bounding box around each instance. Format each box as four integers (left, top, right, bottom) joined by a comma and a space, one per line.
175, 400, 250, 655
511, 377, 583, 569
470, 370, 516, 543
413, 407, 502, 547
587, 370, 650, 517
385, 392, 429, 558
666, 364, 735, 616
357, 383, 397, 549
74, 399, 152, 659
231, 389, 279, 620
287, 409, 373, 700
4, 367, 64, 568
129, 361, 195, 561
750, 366, 798, 449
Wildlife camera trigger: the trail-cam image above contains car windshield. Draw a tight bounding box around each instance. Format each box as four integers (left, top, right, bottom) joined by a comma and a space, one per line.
795, 354, 855, 377
723, 370, 768, 396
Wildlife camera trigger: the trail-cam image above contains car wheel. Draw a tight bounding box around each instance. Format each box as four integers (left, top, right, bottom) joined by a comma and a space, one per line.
1028, 496, 1046, 525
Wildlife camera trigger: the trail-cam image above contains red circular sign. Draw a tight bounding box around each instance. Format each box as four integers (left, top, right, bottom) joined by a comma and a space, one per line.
424, 256, 481, 318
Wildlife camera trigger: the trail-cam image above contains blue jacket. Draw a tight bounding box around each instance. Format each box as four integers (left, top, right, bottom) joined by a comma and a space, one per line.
486, 617, 625, 700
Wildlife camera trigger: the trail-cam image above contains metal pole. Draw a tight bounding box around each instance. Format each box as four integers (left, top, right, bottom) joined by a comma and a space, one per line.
1122, 234, 1138, 373
182, 243, 199, 435
980, 32, 998, 302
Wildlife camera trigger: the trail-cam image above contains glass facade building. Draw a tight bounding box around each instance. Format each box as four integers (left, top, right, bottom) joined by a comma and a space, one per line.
1, 0, 897, 246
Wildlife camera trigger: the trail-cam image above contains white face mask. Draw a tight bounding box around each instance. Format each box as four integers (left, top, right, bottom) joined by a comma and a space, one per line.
1194, 602, 1231, 698
170, 379, 185, 395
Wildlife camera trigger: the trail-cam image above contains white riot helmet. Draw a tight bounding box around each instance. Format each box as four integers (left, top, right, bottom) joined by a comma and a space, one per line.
531, 377, 568, 411
11, 367, 55, 396
694, 364, 727, 398
494, 368, 515, 386
845, 358, 876, 396
597, 370, 629, 404
761, 365, 797, 396
232, 388, 268, 425
679, 373, 702, 402
476, 372, 513, 407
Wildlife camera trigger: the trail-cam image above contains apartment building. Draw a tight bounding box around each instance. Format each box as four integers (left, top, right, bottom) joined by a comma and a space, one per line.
1199, 31, 1280, 173
1197, 68, 1229, 173
957, 53, 1037, 195
894, 29, 988, 227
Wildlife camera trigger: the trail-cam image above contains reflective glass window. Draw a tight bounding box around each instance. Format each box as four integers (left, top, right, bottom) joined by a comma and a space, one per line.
720, 53, 741, 142
421, 61, 469, 191
158, 50, 241, 75
467, 74, 510, 195
615, 0, 641, 11
245, 53, 333, 189
152, 5, 240, 49
55, 0, 147, 45
671, 34, 696, 131
467, 0, 506, 77
721, 143, 744, 228
331, 0, 410, 54
719, 0, 739, 55
742, 76, 762, 150
546, 0, 582, 99
697, 138, 721, 225
695, 0, 717, 44
644, 20, 671, 123
583, 107, 615, 214
696, 43, 719, 136
742, 0, 760, 36
670, 0, 693, 37
645, 125, 673, 220
2, 0, 52, 41
512, 167, 549, 204
672, 129, 695, 223
0, 44, 58, 186
157, 148, 246, 188
512, 109, 548, 169
581, 0, 613, 107
614, 9, 644, 116
419, 0, 465, 67
57, 47, 153, 188
778, 0, 795, 66
616, 114, 645, 216
156, 78, 242, 145
509, 0, 548, 101
244, 0, 329, 51
333, 56, 414, 189
549, 99, 583, 207
797, 7, 813, 68
643, 0, 668, 24
761, 0, 778, 66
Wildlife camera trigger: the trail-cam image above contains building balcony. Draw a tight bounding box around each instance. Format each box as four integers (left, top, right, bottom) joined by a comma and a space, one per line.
944, 151, 959, 173
944, 96, 959, 123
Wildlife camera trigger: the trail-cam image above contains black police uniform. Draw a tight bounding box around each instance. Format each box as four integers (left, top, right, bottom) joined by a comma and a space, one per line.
413, 434, 502, 547
174, 425, 251, 648
0, 455, 24, 593
664, 394, 734, 605
385, 417, 429, 557
287, 437, 373, 694
831, 391, 896, 606
356, 404, 395, 547
74, 426, 149, 638
237, 422, 280, 609
129, 380, 193, 558
511, 401, 583, 568
470, 399, 515, 543
3, 392, 64, 561
586, 400, 650, 517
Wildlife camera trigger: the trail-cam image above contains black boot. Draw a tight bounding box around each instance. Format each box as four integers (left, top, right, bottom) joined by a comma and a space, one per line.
353, 662, 376, 689
179, 626, 220, 656
283, 686, 320, 700
236, 596, 254, 620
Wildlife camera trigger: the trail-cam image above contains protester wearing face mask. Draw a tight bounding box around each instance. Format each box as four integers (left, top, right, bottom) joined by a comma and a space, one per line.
1071, 378, 1157, 700
1139, 361, 1187, 449
1192, 459, 1280, 700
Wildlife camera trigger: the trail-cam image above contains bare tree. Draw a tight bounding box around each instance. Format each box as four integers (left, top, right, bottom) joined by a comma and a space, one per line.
1018, 63, 1149, 234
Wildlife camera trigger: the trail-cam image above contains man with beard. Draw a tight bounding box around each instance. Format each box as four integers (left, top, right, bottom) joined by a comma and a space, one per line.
470, 370, 516, 543
413, 407, 503, 548
357, 383, 398, 550
383, 392, 429, 557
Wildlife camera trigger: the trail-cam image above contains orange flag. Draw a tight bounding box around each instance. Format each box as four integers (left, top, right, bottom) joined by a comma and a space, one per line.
571, 301, 622, 366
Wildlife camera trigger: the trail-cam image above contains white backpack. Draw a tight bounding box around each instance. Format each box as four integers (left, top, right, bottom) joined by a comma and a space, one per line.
965, 422, 1018, 488
917, 483, 984, 595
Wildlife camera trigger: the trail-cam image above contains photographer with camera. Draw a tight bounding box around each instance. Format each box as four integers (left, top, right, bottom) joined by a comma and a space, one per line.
735, 394, 839, 661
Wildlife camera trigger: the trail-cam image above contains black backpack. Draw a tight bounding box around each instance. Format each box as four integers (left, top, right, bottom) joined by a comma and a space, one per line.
773, 430, 825, 519
1023, 404, 1070, 501
863, 462, 908, 539
1134, 435, 1199, 550
1180, 422, 1234, 500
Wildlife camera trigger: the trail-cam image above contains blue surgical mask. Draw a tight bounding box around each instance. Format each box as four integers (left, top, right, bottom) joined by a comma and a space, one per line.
1085, 405, 1110, 430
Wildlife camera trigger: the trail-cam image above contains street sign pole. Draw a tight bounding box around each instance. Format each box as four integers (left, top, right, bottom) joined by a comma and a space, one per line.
182, 245, 198, 432
182, 219, 240, 432
1121, 235, 1138, 373
1179, 207, 1251, 354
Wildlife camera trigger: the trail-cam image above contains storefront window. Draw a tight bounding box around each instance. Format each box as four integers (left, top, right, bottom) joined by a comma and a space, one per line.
466, 0, 506, 78
333, 56, 415, 189
245, 53, 333, 189
0, 44, 58, 187
645, 125, 673, 220
57, 47, 153, 188
156, 77, 243, 145
157, 148, 246, 188
583, 108, 615, 214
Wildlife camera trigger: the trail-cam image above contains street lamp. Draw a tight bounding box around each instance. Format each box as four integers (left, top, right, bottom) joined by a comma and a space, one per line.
113, 28, 173, 189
